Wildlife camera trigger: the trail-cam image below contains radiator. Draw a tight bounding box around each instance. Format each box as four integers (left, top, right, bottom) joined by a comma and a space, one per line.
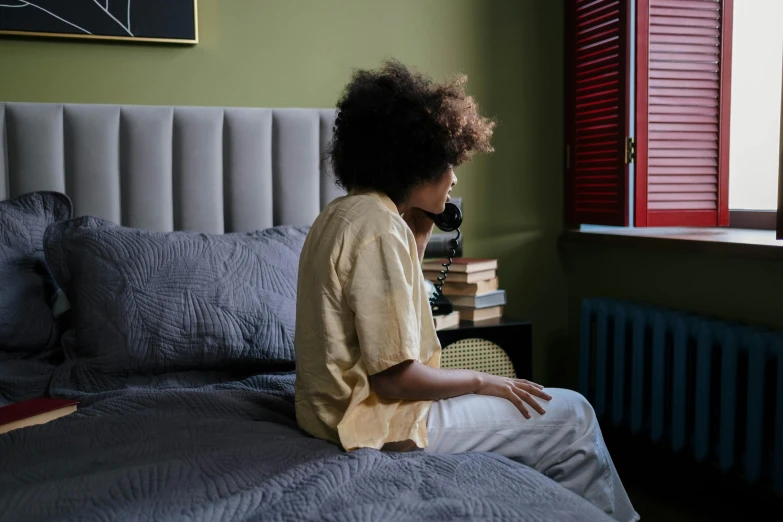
579, 298, 783, 494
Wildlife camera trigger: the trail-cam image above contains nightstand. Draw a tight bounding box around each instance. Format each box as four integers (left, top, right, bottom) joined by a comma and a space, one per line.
436, 317, 532, 380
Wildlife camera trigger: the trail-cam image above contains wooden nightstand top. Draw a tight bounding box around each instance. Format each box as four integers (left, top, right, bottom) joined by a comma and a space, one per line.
437, 316, 531, 331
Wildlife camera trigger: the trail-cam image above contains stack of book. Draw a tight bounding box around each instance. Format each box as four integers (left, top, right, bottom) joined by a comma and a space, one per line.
422, 257, 505, 323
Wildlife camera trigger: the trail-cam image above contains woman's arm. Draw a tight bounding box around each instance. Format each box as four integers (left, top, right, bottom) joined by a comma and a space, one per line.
369, 361, 551, 419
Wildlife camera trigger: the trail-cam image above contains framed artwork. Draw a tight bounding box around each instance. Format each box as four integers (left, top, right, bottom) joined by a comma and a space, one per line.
0, 0, 198, 44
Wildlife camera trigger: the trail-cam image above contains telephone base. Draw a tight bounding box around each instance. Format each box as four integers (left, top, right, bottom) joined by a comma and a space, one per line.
430, 294, 453, 316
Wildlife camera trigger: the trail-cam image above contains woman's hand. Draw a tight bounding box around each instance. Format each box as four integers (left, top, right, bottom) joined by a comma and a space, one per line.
475, 374, 552, 419
402, 207, 435, 261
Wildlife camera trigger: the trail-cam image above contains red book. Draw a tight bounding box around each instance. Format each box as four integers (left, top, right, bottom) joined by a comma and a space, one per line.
0, 397, 78, 435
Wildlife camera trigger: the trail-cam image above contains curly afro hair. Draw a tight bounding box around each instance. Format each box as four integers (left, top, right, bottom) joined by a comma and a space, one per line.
329, 59, 495, 204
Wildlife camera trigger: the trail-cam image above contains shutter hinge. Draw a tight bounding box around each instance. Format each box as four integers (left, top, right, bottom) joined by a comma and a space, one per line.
625, 137, 635, 164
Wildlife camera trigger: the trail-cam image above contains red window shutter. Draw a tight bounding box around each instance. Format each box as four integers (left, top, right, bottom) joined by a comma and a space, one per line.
635, 0, 733, 227
565, 0, 632, 226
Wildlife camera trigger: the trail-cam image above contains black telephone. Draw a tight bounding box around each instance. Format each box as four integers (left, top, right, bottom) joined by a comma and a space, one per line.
424, 202, 462, 313
424, 202, 462, 233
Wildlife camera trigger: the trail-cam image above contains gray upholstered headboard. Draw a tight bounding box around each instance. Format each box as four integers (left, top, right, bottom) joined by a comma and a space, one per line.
0, 102, 345, 233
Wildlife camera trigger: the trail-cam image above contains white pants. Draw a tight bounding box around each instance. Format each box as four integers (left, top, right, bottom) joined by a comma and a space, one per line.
425, 389, 639, 522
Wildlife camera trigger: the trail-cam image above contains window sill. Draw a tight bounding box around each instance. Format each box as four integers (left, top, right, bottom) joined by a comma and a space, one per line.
561, 226, 783, 261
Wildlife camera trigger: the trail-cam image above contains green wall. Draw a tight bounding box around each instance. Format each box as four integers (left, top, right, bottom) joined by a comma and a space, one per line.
560, 241, 783, 387
0, 0, 568, 382
1, 0, 490, 108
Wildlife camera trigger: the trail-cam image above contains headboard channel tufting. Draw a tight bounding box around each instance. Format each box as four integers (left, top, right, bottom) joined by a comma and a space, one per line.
0, 102, 344, 232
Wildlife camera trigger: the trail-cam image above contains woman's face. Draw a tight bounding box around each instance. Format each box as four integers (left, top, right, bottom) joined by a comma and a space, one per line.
408, 167, 458, 214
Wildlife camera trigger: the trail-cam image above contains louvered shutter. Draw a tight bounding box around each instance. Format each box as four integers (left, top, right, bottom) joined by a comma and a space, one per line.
635, 0, 733, 227
565, 0, 632, 226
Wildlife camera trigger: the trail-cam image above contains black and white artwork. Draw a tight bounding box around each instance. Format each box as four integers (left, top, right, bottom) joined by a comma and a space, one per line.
0, 0, 197, 43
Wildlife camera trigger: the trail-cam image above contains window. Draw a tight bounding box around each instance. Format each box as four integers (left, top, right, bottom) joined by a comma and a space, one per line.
728, 0, 783, 212
565, 0, 782, 234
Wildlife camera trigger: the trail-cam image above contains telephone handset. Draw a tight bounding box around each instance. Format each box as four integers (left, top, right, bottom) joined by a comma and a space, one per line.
424, 202, 462, 232
424, 202, 462, 312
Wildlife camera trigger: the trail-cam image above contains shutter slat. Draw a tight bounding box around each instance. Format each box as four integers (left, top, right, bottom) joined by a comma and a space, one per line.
577, 83, 620, 99
650, 43, 719, 55
578, 52, 621, 71
650, 69, 719, 80
650, 79, 719, 90
577, 162, 620, 170
578, 63, 620, 77
650, 34, 718, 46
651, 52, 721, 63
576, 135, 619, 146
649, 201, 716, 210
650, 175, 717, 184
649, 131, 718, 141
650, 8, 719, 20
649, 157, 717, 167
649, 147, 718, 157
577, 79, 620, 94
649, 113, 718, 124
650, 140, 718, 150
577, 87, 620, 102
576, 106, 621, 121
576, 127, 620, 139
577, 71, 619, 87
650, 96, 718, 107
650, 61, 718, 72
577, 174, 622, 181
650, 88, 719, 98
649, 123, 717, 132
576, 194, 619, 200
652, 16, 721, 29
576, 192, 618, 199
651, 25, 720, 37
578, 27, 619, 48
649, 183, 717, 193
579, 6, 620, 29
576, 151, 620, 161
651, 0, 720, 10
649, 166, 716, 175
577, 40, 620, 60
649, 193, 716, 201
576, 199, 621, 207
577, 149, 620, 158
576, 117, 619, 130
576, 179, 620, 186
575, 107, 620, 121
650, 104, 717, 115
579, 168, 624, 176
574, 99, 619, 114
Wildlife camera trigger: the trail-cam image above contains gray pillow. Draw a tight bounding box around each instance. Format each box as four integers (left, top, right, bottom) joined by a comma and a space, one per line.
0, 191, 72, 355
44, 216, 309, 375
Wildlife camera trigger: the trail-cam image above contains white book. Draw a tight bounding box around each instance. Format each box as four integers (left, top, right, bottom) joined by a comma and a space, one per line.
447, 290, 506, 309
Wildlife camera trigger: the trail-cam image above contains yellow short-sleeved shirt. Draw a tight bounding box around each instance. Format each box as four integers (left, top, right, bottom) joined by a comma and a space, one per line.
294, 190, 441, 451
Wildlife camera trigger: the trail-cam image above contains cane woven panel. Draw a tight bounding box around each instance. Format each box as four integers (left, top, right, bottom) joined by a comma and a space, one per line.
441, 338, 516, 378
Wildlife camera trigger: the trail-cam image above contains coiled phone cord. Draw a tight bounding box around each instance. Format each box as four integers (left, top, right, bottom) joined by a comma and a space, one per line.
428, 229, 461, 309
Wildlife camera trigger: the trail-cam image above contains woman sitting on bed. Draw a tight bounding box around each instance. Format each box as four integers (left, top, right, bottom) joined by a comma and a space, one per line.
294, 59, 639, 522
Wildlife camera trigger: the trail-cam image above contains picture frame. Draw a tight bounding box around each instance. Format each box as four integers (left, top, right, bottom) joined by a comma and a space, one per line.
0, 0, 198, 44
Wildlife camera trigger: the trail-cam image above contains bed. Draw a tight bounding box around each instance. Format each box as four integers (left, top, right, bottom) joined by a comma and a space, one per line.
0, 102, 612, 522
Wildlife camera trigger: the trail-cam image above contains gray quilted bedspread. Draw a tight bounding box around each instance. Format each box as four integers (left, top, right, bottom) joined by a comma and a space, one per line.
0, 367, 612, 522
